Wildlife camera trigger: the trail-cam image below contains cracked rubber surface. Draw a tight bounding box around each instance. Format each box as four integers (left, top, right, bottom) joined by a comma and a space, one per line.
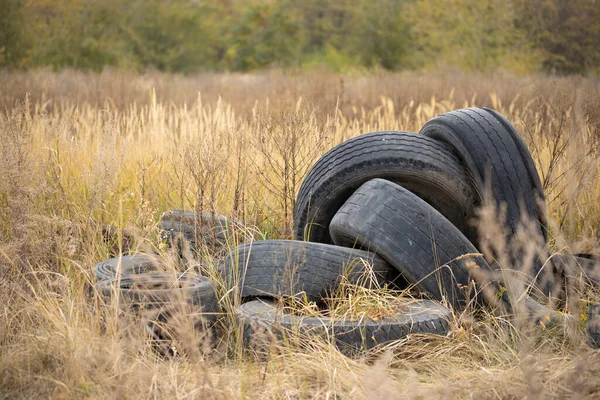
420, 107, 551, 294
294, 131, 479, 245
237, 299, 451, 353
221, 240, 403, 302
329, 178, 492, 310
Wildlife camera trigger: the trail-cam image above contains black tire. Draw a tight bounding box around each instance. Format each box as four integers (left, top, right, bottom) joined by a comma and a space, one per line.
237, 299, 451, 353
420, 108, 550, 293
294, 131, 479, 245
329, 178, 492, 310
159, 210, 231, 249
550, 254, 600, 287
482, 107, 546, 224
588, 303, 600, 349
97, 273, 220, 320
573, 252, 600, 259
221, 240, 403, 302
94, 254, 160, 283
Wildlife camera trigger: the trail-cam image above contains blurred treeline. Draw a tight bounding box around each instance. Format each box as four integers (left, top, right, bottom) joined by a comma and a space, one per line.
1, 0, 598, 74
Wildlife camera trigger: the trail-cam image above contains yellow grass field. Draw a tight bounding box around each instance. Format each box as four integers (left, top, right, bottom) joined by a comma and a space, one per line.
1, 69, 600, 398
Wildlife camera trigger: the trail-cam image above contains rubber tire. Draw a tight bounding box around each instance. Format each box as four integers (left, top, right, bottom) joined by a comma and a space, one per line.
329, 178, 492, 310
550, 254, 600, 287
482, 107, 546, 226
573, 252, 600, 260
94, 254, 160, 282
420, 107, 546, 239
420, 107, 550, 294
294, 131, 479, 245
237, 299, 451, 353
159, 210, 231, 249
221, 240, 403, 302
588, 303, 600, 349
97, 273, 219, 320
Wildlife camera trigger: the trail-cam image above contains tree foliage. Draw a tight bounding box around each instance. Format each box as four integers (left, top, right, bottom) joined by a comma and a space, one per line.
0, 0, 29, 67
1, 0, 598, 74
407, 0, 538, 71
514, 0, 600, 74
229, 1, 304, 70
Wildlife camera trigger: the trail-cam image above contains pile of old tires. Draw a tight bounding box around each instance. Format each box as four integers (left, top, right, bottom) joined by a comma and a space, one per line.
93, 107, 600, 355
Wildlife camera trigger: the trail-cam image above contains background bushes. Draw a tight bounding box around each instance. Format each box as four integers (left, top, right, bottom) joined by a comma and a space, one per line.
2, 0, 598, 74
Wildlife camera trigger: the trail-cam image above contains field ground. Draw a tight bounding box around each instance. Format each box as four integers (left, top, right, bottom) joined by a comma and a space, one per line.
1, 69, 600, 398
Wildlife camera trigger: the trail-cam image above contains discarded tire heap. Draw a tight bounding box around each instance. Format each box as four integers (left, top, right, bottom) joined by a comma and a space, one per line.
94, 107, 600, 354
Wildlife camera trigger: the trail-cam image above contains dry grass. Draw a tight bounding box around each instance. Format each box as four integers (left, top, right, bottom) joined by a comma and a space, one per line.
280, 261, 416, 321
1, 69, 600, 398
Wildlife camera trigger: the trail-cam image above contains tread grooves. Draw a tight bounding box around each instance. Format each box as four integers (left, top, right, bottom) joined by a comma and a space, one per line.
330, 179, 489, 309
294, 130, 478, 244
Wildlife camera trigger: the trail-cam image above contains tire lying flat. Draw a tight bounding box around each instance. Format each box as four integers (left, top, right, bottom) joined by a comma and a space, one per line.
330, 178, 492, 310
98, 272, 220, 356
237, 299, 451, 353
97, 273, 219, 320
94, 254, 160, 283
420, 107, 551, 294
294, 131, 479, 245
221, 240, 403, 302
159, 210, 232, 250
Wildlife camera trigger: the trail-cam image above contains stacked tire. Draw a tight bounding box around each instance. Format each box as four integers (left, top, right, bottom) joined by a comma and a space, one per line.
93, 107, 600, 357
228, 107, 562, 354
93, 255, 220, 356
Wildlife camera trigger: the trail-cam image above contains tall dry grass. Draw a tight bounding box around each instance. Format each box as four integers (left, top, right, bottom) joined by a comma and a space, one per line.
1, 69, 600, 398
